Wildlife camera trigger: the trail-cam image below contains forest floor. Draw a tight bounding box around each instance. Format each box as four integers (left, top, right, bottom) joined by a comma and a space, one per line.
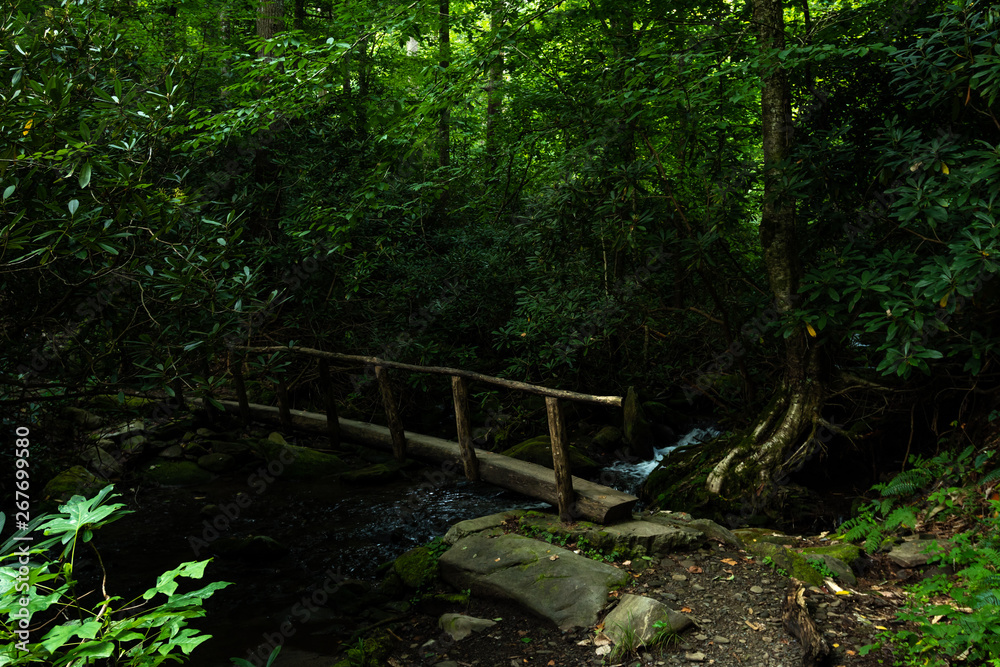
384, 535, 908, 667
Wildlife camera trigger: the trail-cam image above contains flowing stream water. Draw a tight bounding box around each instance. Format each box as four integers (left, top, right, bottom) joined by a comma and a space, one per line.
85, 426, 715, 665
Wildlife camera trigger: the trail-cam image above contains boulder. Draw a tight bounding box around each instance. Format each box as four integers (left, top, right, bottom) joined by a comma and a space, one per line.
143, 461, 214, 486
120, 434, 148, 454
517, 511, 704, 556
438, 614, 496, 641
79, 446, 122, 477
197, 453, 236, 473
42, 466, 106, 507
158, 445, 184, 459
501, 436, 598, 477
254, 440, 345, 480
63, 407, 103, 428
438, 532, 630, 629
592, 426, 623, 451
96, 419, 147, 440
603, 594, 694, 647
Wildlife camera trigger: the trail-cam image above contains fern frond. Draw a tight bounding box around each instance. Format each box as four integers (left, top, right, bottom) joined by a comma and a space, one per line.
880, 468, 933, 497
980, 467, 1000, 487
885, 506, 918, 531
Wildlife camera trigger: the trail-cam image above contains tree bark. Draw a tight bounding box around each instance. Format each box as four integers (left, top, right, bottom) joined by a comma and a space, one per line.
705, 0, 825, 499
485, 1, 504, 176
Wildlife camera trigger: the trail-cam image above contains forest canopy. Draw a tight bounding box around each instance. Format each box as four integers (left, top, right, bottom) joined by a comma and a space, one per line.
3, 0, 1000, 498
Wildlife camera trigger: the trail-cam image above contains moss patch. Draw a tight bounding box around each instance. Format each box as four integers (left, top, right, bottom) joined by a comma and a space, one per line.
143, 461, 215, 486
253, 440, 345, 479
800, 543, 861, 565
42, 466, 105, 509
502, 436, 598, 476
393, 545, 438, 589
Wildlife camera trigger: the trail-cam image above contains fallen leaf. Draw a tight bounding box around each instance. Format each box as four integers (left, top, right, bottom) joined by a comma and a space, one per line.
846, 650, 856, 656
721, 558, 738, 566
495, 558, 501, 562
548, 662, 555, 666
688, 566, 703, 573
623, 560, 632, 566
549, 555, 559, 561
681, 607, 693, 613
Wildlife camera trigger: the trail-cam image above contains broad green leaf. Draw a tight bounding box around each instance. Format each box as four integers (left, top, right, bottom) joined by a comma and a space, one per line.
68, 199, 79, 215
78, 162, 92, 188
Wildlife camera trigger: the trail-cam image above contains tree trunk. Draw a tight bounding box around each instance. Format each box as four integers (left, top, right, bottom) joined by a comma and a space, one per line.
705, 0, 824, 499
438, 0, 451, 171
485, 1, 504, 176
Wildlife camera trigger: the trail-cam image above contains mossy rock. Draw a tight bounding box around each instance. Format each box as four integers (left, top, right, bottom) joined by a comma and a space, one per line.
332, 631, 394, 667
733, 528, 798, 546
799, 542, 861, 565
197, 453, 236, 473
342, 461, 405, 484
591, 425, 623, 451
143, 461, 215, 486
501, 436, 598, 476
393, 545, 438, 589
253, 440, 345, 480
42, 466, 105, 508
741, 540, 826, 587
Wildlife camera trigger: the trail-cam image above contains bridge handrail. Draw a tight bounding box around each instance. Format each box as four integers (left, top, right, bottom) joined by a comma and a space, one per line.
236, 345, 624, 407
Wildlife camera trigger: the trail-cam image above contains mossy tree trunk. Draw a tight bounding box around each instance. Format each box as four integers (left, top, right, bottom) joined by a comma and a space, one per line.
705, 0, 826, 500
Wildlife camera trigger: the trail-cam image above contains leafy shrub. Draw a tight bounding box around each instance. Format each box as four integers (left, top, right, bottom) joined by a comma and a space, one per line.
0, 485, 230, 666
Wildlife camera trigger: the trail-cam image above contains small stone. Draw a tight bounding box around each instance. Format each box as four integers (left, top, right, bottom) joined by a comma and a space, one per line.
750, 585, 764, 594
713, 635, 730, 644
763, 635, 773, 642
685, 652, 706, 662
694, 634, 708, 641
692, 583, 706, 591
595, 645, 611, 656
672, 574, 688, 581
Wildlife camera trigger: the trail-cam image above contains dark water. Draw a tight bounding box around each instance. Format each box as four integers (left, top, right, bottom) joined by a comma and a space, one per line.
87, 469, 545, 666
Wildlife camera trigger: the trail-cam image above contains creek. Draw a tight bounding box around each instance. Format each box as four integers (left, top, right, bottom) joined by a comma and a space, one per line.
84, 426, 712, 666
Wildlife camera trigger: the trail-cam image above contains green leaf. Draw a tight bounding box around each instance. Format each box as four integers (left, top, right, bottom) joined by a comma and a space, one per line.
78, 162, 92, 188
68, 199, 79, 215
2, 185, 14, 200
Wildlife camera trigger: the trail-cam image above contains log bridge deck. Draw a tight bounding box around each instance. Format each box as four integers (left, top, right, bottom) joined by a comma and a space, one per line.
214, 399, 638, 524
221, 345, 640, 524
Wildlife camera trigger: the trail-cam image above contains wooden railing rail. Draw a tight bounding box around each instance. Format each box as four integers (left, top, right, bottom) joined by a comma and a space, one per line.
230, 344, 625, 522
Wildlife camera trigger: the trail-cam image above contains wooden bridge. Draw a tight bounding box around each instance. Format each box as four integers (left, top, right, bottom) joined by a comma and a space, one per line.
219, 345, 639, 524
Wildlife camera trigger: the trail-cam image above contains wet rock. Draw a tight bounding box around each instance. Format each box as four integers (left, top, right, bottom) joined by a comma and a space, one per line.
603, 594, 694, 646
253, 440, 344, 480
204, 440, 253, 457
802, 553, 857, 586
266, 431, 288, 445
438, 613, 496, 641
143, 461, 214, 486
158, 445, 184, 459
196, 427, 217, 438
651, 514, 743, 550
439, 533, 630, 629
42, 466, 105, 507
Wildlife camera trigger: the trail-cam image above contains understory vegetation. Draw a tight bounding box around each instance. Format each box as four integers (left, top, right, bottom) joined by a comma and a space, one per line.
3, 0, 1000, 663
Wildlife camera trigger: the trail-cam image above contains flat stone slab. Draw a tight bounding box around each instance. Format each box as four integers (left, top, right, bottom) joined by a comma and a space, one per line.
439, 533, 630, 629
443, 510, 526, 545
888, 538, 951, 568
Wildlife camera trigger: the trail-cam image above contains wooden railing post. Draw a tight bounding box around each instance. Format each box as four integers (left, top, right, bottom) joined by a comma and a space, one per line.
230, 354, 251, 427
277, 380, 293, 431
375, 365, 407, 461
545, 396, 574, 522
451, 375, 479, 481
318, 358, 341, 448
